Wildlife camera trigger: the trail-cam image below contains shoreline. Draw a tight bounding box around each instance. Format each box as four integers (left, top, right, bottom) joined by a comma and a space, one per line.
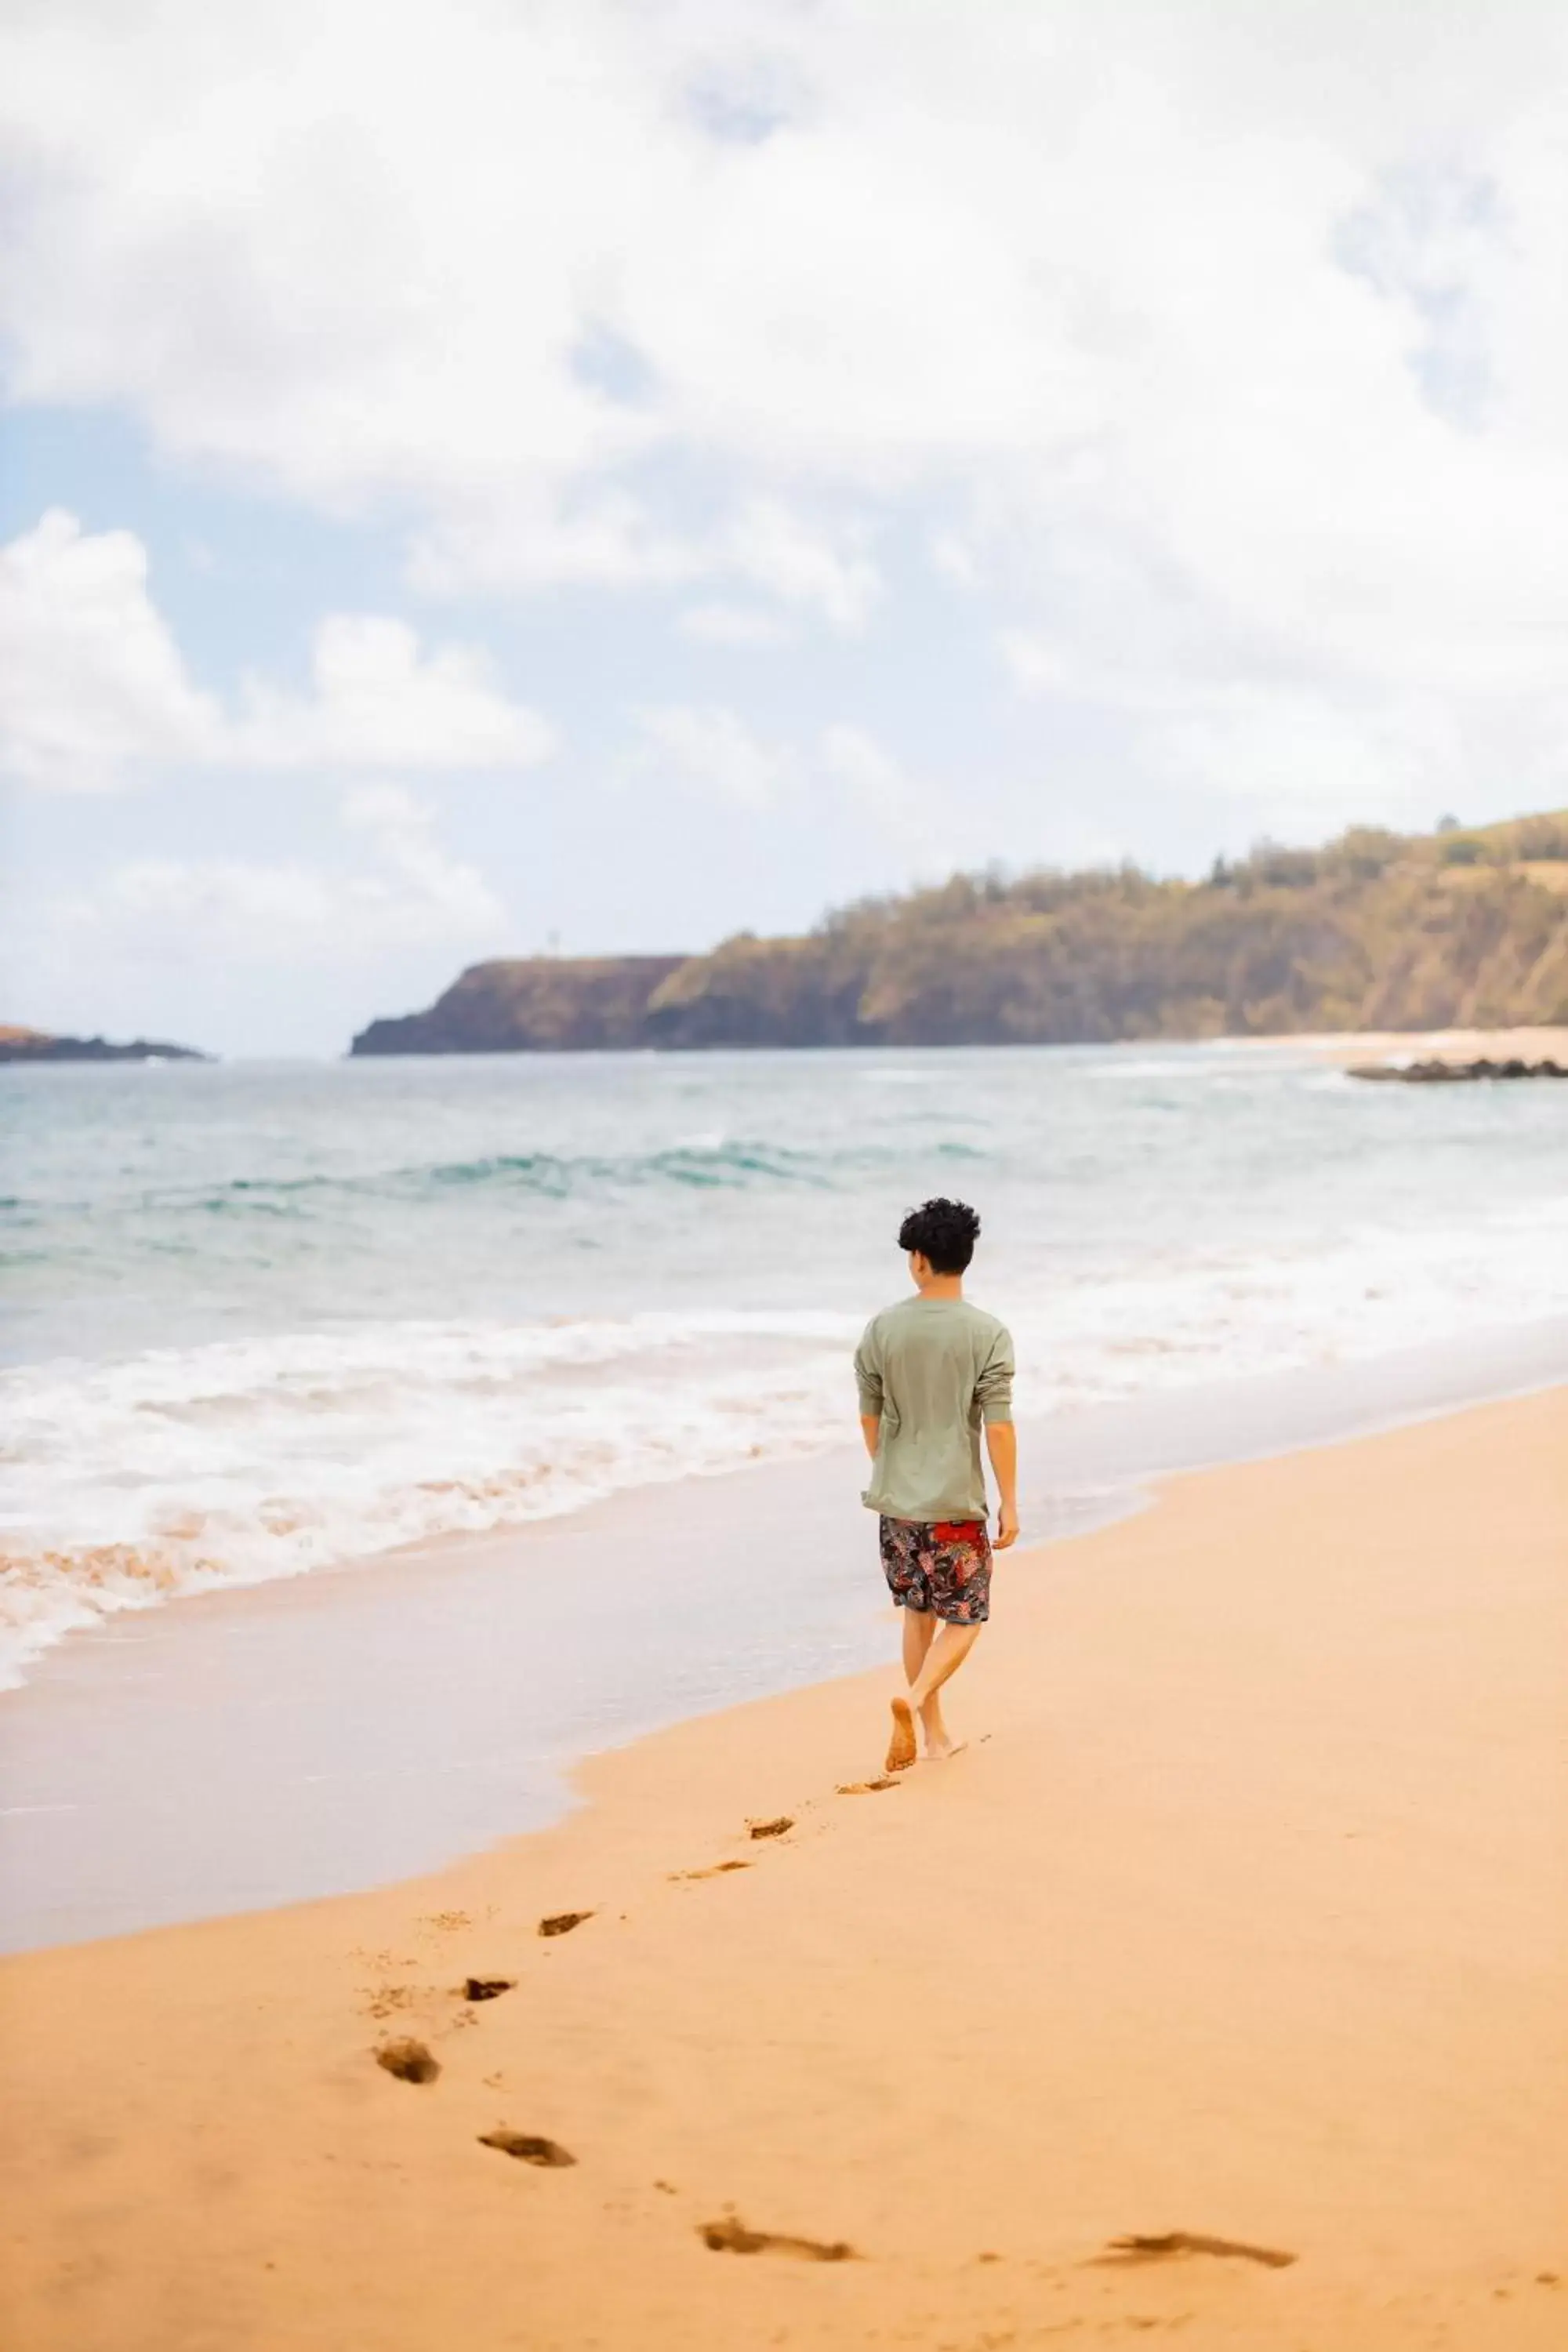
2, 1388, 1565, 2347
9, 1022, 1566, 1722
9, 1021, 1566, 1069
4, 1315, 1567, 1953
4, 1314, 1567, 1955
1276, 1022, 1568, 1063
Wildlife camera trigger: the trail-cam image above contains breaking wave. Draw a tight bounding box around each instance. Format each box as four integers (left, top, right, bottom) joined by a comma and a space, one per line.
6, 1038, 1566, 1688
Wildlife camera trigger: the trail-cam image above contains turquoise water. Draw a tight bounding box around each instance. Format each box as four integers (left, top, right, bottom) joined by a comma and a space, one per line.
3, 1040, 1566, 1684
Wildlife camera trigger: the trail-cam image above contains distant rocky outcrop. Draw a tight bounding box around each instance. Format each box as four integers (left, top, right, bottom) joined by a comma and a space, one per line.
1349, 1057, 1567, 1083
0, 1026, 209, 1065
348, 808, 1568, 1055
351, 956, 686, 1054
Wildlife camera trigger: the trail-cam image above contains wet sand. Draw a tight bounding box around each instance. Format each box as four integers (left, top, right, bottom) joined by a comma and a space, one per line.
7, 1318, 1566, 1955
2, 1389, 1565, 2349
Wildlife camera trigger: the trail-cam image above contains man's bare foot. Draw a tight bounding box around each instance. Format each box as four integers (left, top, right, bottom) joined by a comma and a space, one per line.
921, 1704, 966, 1761
917, 1693, 968, 1762
885, 1695, 918, 1773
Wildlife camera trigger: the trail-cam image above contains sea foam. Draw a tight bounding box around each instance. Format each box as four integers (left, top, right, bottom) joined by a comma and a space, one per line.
6, 1041, 1566, 1687
5, 1192, 1567, 1687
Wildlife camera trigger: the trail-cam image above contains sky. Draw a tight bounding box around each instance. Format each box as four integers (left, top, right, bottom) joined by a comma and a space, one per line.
4, 0, 1568, 1057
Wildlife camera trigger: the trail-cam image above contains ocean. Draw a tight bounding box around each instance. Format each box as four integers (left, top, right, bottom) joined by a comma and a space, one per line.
4, 1038, 1566, 1694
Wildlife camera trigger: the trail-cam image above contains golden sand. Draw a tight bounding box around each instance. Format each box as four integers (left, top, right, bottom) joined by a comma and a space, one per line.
2, 1391, 1565, 2349
1301, 1024, 1568, 1065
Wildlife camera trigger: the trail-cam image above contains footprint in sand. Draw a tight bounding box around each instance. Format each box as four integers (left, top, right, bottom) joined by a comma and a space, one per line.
700, 2215, 856, 2261
836, 1777, 901, 1795
375, 2038, 441, 2085
538, 1910, 594, 1938
747, 1816, 793, 1839
1099, 2232, 1297, 2270
363, 1983, 422, 2020
463, 1976, 515, 2002
670, 1860, 753, 1881
479, 2129, 576, 2168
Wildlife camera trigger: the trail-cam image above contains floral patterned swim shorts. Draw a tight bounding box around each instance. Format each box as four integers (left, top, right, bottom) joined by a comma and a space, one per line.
879, 1516, 992, 1624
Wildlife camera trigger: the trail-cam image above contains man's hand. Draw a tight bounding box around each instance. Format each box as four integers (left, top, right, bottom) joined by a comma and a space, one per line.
994, 1500, 1020, 1550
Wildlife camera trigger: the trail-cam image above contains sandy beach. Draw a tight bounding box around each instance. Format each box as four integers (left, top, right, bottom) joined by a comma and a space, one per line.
2, 1388, 1565, 2350
1300, 1025, 1568, 1066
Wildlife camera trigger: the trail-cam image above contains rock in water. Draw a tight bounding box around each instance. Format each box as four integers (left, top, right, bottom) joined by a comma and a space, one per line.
0, 1026, 209, 1065
1348, 1058, 1567, 1083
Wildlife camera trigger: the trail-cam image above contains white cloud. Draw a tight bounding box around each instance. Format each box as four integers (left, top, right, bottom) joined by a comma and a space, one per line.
722, 499, 878, 632
819, 724, 911, 822
929, 532, 982, 592
0, 508, 222, 789
411, 488, 878, 632
676, 601, 791, 648
817, 721, 968, 869
630, 705, 960, 861
336, 782, 505, 941
40, 785, 505, 968
1136, 684, 1465, 844
0, 512, 554, 789
237, 615, 554, 771
1001, 633, 1073, 698
5, 4, 1568, 830
407, 489, 702, 601
634, 703, 792, 811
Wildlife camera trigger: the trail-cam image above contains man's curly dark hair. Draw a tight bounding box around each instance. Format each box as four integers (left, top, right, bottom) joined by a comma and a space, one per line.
897, 1196, 981, 1276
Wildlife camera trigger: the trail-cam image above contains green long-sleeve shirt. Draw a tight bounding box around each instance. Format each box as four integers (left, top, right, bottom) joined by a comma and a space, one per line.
854, 1294, 1014, 1523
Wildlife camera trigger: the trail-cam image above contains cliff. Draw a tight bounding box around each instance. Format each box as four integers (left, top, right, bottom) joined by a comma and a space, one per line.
351, 956, 687, 1054
348, 811, 1568, 1054
0, 1027, 209, 1065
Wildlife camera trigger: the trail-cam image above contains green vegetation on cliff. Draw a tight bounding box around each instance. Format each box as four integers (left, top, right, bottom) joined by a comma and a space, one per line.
350, 811, 1568, 1054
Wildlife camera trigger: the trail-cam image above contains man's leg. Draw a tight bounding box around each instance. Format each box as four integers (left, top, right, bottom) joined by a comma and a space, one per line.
885, 1606, 936, 1773
885, 1606, 937, 1769
889, 1606, 982, 1771
889, 1523, 991, 1765
908, 1621, 982, 1760
902, 1603, 936, 1688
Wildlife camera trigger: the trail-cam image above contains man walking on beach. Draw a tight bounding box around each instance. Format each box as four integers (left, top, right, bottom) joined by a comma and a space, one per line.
855, 1197, 1018, 1771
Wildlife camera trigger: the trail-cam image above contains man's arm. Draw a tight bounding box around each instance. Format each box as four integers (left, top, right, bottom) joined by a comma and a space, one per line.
976, 1329, 1018, 1548
854, 1322, 883, 1461
985, 1421, 1019, 1548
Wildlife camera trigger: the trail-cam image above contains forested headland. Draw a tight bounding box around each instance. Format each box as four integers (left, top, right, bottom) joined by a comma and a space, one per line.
350, 811, 1568, 1054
